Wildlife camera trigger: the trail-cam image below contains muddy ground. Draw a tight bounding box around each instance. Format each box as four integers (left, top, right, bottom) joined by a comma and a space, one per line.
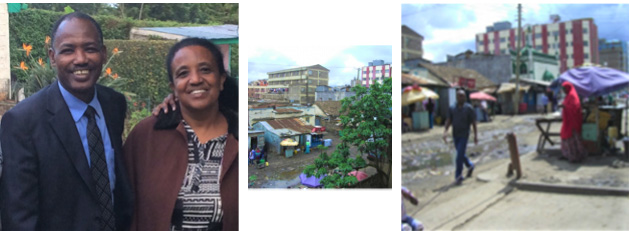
402, 113, 629, 230
248, 134, 363, 188
402, 115, 542, 185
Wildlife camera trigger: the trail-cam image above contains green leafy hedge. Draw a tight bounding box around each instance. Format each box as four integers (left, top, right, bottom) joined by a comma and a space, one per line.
9, 8, 238, 106
104, 39, 174, 108
8, 8, 205, 82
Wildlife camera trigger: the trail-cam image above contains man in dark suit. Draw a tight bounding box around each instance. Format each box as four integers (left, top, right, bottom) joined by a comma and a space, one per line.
0, 12, 132, 231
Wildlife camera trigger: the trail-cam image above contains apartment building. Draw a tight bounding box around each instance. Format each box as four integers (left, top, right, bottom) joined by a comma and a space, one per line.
265, 64, 330, 104
599, 39, 628, 72
361, 60, 391, 88
476, 18, 599, 73
402, 25, 424, 61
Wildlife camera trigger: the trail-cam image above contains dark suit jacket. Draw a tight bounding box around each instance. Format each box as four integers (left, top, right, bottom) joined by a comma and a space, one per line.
0, 81, 133, 231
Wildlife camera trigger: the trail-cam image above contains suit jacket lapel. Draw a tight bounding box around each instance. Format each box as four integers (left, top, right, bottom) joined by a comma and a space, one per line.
46, 81, 97, 197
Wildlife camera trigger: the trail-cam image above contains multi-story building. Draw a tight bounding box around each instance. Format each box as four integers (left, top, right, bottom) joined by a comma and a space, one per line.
247, 79, 268, 100
315, 85, 355, 102
265, 64, 329, 104
402, 25, 424, 61
599, 39, 628, 73
361, 60, 391, 88
476, 18, 599, 73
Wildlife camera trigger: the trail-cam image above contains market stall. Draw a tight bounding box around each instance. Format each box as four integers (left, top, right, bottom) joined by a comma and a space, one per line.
402, 85, 439, 131
558, 65, 629, 154
280, 138, 298, 158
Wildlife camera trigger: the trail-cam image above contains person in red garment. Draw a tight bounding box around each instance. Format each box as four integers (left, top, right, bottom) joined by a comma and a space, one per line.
560, 81, 587, 162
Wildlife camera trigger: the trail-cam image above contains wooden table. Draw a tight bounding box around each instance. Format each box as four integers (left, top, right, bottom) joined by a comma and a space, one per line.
535, 117, 562, 153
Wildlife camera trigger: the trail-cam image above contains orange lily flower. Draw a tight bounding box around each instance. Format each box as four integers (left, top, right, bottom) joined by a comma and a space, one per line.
113, 47, 119, 55
22, 43, 33, 57
112, 73, 119, 79
38, 58, 45, 67
106, 67, 112, 76
19, 61, 28, 70
45, 36, 51, 45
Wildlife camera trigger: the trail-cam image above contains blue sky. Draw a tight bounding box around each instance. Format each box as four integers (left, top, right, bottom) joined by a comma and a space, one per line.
247, 45, 392, 86
402, 4, 629, 63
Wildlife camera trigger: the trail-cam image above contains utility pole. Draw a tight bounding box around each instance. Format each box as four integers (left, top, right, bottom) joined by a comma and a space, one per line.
514, 3, 522, 115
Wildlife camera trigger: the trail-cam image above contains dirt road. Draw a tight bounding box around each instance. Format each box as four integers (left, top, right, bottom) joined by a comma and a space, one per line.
402, 114, 629, 230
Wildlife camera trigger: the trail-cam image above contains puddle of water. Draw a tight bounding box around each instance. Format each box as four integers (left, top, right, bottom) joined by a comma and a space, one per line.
277, 168, 302, 180
256, 167, 305, 188
402, 127, 538, 173
261, 176, 301, 188
403, 151, 454, 173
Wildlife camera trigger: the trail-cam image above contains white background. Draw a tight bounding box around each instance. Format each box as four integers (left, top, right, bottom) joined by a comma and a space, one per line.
239, 1, 400, 231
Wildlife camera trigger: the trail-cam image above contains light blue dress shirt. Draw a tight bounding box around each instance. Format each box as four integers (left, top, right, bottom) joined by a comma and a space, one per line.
58, 82, 115, 198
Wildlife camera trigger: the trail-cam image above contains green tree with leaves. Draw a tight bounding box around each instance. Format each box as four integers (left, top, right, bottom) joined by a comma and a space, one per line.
303, 77, 392, 188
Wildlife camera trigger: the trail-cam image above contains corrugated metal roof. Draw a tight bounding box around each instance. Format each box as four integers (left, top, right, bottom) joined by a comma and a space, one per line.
418, 62, 495, 89
139, 25, 238, 40
274, 108, 302, 114
315, 101, 343, 117
266, 118, 313, 134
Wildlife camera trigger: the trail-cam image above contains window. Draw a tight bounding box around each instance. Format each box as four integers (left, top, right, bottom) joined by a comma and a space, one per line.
584, 41, 588, 46
536, 45, 542, 50
500, 37, 506, 42
585, 53, 589, 59
308, 70, 313, 75
583, 28, 588, 34
535, 33, 542, 39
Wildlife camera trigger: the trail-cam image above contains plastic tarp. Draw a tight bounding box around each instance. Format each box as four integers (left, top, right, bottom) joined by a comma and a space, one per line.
559, 66, 629, 97
299, 173, 326, 187
348, 171, 369, 182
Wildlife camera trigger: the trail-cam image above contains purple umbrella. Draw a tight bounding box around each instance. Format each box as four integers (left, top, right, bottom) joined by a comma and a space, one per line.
299, 173, 326, 187
559, 66, 629, 97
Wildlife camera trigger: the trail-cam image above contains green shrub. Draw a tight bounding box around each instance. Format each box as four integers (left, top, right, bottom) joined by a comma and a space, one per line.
9, 8, 238, 106
104, 39, 175, 109
8, 8, 207, 82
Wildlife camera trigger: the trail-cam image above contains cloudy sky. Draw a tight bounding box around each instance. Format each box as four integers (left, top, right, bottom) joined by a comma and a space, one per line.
247, 45, 392, 86
402, 4, 629, 63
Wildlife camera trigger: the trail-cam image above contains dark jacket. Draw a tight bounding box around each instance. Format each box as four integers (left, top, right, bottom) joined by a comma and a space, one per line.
123, 109, 238, 231
0, 81, 133, 231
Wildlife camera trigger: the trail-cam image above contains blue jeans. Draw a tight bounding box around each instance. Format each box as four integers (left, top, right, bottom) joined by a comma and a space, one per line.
453, 136, 473, 180
428, 113, 434, 128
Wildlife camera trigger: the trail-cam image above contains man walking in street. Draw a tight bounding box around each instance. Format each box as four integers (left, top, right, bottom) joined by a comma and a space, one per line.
443, 89, 478, 184
0, 12, 132, 230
